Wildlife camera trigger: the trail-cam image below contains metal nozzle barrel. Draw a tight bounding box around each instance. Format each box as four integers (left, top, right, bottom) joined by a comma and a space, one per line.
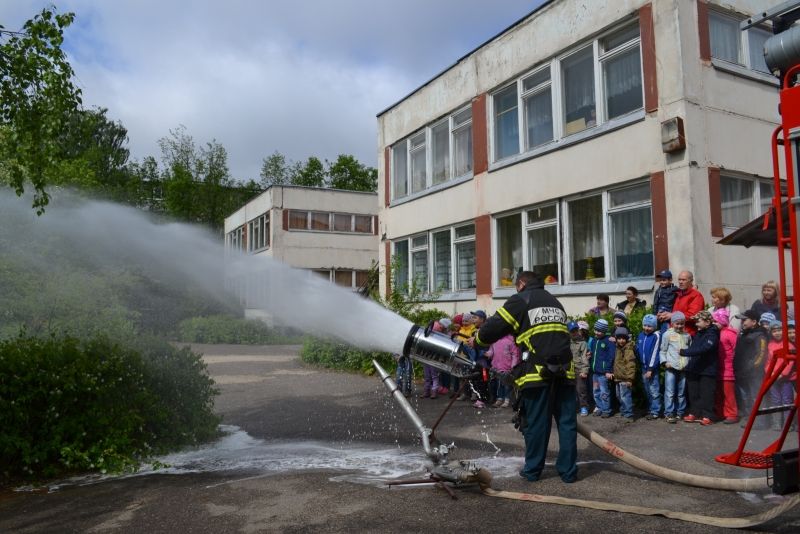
402, 324, 476, 378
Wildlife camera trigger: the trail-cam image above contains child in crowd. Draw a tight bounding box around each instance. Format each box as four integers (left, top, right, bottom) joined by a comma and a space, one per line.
680, 310, 719, 426
713, 309, 739, 424
568, 321, 590, 416
653, 269, 677, 332
760, 312, 777, 330
487, 332, 520, 408
420, 321, 444, 399
611, 327, 637, 421
613, 311, 628, 330
589, 319, 616, 418
636, 314, 662, 420
766, 321, 795, 431
660, 311, 691, 423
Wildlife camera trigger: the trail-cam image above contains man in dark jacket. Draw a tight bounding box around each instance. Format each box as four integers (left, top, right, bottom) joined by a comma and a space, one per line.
472, 271, 576, 483
680, 310, 719, 425
733, 309, 769, 424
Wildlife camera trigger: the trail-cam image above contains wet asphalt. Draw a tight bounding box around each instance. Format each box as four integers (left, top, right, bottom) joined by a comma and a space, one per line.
1, 343, 800, 533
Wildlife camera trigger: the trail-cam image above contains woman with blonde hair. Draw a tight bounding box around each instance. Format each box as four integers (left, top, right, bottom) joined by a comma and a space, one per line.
750, 280, 781, 319
710, 287, 741, 331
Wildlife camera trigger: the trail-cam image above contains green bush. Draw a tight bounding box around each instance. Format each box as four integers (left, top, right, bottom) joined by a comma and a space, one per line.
300, 337, 395, 375
177, 315, 302, 345
0, 334, 220, 482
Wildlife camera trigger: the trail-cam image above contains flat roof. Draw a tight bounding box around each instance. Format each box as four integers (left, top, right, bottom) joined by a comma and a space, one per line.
376, 0, 555, 117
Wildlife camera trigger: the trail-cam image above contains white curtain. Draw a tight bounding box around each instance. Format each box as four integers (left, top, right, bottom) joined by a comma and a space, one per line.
526, 87, 553, 148
569, 196, 603, 280
709, 13, 738, 63
612, 207, 653, 278
604, 46, 643, 119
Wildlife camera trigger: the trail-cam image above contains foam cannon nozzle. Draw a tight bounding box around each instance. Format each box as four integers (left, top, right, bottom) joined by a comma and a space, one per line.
402, 324, 476, 378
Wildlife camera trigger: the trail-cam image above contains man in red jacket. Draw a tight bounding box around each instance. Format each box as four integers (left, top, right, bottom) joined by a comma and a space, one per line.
659, 270, 705, 336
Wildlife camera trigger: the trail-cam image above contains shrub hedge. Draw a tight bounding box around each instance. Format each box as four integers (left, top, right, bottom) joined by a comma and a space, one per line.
0, 334, 220, 483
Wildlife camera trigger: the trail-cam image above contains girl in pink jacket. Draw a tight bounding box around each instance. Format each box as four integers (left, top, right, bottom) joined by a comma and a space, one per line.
487, 334, 520, 408
712, 309, 738, 423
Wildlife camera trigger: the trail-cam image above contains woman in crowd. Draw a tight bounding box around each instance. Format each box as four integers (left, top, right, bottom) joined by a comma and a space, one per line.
616, 286, 646, 315
750, 280, 781, 319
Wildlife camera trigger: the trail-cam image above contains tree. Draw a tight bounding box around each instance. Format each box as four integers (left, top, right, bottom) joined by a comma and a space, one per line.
259, 151, 289, 188
0, 7, 83, 213
292, 156, 326, 187
328, 154, 377, 192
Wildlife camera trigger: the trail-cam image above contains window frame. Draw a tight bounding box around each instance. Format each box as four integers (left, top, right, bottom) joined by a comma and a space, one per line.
490, 19, 644, 164
247, 212, 270, 252
708, 8, 772, 74
492, 180, 654, 287
720, 173, 775, 233
286, 210, 373, 234
390, 105, 474, 202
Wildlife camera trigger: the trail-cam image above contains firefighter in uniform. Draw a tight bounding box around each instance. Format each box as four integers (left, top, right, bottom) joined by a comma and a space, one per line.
471, 271, 577, 483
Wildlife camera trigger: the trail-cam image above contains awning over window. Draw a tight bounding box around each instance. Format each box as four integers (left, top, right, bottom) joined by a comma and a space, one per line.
718, 201, 792, 248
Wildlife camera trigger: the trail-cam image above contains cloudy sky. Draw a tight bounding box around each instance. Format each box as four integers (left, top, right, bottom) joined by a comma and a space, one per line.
1, 1, 546, 181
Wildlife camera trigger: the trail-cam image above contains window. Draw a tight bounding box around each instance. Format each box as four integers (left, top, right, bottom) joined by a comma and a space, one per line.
721, 175, 775, 230
289, 210, 308, 230
354, 215, 372, 233
601, 25, 643, 120
454, 224, 476, 290
333, 213, 352, 232
526, 204, 559, 284
494, 181, 653, 286
391, 106, 473, 200
334, 270, 353, 287
608, 183, 653, 278
393, 240, 409, 292
709, 10, 772, 74
491, 22, 643, 162
568, 195, 604, 281
411, 234, 429, 292
432, 230, 451, 291
247, 213, 269, 252
227, 226, 244, 251
563, 47, 596, 135
494, 84, 520, 160
393, 222, 477, 295
496, 213, 522, 286
287, 210, 373, 234
355, 270, 370, 288
410, 133, 427, 194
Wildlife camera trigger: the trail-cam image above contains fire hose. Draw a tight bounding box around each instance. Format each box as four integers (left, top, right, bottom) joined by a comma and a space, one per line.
376, 325, 800, 528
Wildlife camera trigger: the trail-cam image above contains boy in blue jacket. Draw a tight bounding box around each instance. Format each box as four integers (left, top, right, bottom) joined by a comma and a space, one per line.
590, 319, 616, 418
653, 269, 677, 332
636, 314, 662, 420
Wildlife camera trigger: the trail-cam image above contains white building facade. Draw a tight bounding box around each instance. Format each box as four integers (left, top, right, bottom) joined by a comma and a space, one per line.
224, 185, 379, 297
377, 0, 785, 317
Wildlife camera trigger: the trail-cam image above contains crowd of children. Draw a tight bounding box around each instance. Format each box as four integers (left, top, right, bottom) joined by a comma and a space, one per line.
397, 273, 797, 430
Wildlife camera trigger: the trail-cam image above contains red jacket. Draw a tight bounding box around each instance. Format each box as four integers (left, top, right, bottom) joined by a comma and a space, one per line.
717, 326, 737, 381
767, 340, 797, 381
674, 286, 705, 336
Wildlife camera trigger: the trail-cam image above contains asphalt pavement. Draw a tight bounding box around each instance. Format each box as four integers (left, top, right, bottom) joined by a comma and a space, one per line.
1, 343, 800, 533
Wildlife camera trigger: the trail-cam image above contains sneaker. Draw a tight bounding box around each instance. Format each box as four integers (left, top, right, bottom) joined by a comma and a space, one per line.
593, 409, 603, 417
645, 414, 658, 421
501, 399, 511, 408
580, 407, 589, 416
438, 387, 449, 395
700, 417, 713, 426
723, 417, 739, 424
601, 412, 612, 418
683, 414, 697, 423
419, 392, 430, 399
666, 415, 677, 424
494, 399, 504, 407
473, 400, 486, 409
471, 393, 478, 401
430, 392, 437, 399
624, 416, 634, 423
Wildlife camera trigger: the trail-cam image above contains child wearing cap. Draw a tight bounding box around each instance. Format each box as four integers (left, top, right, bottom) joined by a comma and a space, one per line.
486, 332, 519, 408
611, 327, 637, 421
568, 322, 591, 416
636, 314, 662, 420
589, 319, 616, 418
679, 310, 719, 426
733, 309, 770, 423
759, 312, 777, 329
766, 321, 794, 431
612, 311, 628, 330
712, 309, 739, 423
653, 270, 677, 332
660, 312, 690, 423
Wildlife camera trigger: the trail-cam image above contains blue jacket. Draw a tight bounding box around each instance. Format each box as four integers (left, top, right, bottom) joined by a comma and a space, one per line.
653, 284, 677, 315
590, 335, 616, 374
636, 331, 661, 372
681, 325, 719, 377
